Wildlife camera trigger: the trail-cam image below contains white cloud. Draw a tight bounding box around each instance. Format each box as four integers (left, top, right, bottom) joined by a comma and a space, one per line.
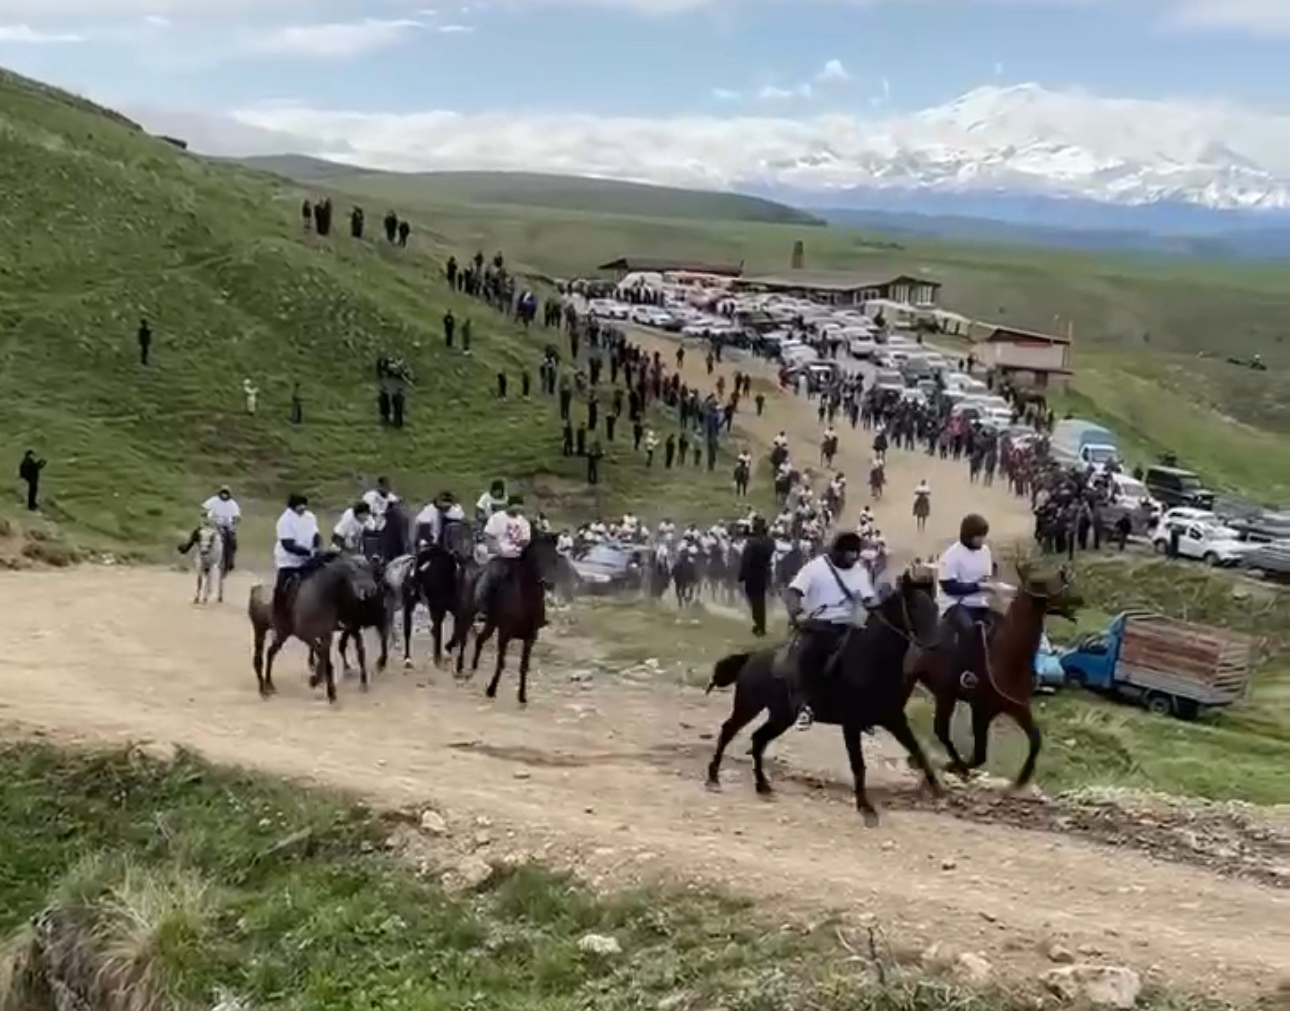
711, 87, 740, 100
436, 21, 473, 30
248, 18, 423, 58
1167, 0, 1290, 36
814, 58, 848, 83
757, 83, 812, 100
123, 83, 1290, 212
0, 22, 84, 41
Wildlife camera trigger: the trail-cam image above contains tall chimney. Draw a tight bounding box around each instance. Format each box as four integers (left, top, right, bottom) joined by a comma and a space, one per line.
790, 240, 804, 271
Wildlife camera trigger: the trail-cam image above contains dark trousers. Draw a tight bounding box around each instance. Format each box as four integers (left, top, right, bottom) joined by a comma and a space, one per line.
24, 480, 38, 511
273, 567, 299, 622
797, 622, 848, 704
744, 585, 767, 635
222, 528, 238, 571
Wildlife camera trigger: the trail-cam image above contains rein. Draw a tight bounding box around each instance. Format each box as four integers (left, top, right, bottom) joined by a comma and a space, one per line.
980, 573, 1068, 710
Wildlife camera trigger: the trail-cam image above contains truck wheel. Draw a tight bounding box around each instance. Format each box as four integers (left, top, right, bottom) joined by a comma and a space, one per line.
1203, 551, 1220, 567
1145, 693, 1174, 717
1175, 699, 1200, 721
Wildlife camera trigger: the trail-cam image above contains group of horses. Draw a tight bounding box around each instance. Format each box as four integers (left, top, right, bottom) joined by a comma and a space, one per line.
706, 559, 1081, 824
240, 504, 561, 706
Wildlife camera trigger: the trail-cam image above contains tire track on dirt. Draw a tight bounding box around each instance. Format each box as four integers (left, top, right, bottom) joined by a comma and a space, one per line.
0, 567, 1286, 1002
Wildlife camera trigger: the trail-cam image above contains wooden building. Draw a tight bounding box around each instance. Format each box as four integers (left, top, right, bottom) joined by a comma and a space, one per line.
732, 270, 941, 307
597, 257, 744, 281
976, 325, 1073, 388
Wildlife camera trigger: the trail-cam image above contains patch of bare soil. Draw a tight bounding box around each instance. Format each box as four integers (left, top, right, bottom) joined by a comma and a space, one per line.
0, 567, 1287, 1004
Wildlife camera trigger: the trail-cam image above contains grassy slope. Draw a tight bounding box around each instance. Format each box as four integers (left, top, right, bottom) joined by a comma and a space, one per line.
568, 556, 1290, 805
0, 741, 1226, 1011
240, 158, 827, 228
314, 197, 1290, 502
0, 72, 746, 554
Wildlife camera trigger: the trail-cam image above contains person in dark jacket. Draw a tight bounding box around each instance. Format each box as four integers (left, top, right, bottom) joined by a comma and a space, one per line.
738, 516, 775, 636
18, 450, 45, 511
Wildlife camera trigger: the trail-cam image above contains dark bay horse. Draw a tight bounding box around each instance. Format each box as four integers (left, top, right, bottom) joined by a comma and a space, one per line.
402, 519, 475, 667
704, 569, 942, 825
248, 553, 383, 703
337, 501, 412, 673
449, 533, 560, 705
904, 562, 1082, 788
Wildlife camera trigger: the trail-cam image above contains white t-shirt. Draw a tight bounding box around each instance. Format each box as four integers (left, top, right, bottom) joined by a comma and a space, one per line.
416, 503, 464, 543
334, 508, 370, 552
203, 495, 241, 528
362, 490, 398, 527
274, 509, 319, 570
937, 541, 993, 611
789, 555, 875, 624
484, 511, 531, 558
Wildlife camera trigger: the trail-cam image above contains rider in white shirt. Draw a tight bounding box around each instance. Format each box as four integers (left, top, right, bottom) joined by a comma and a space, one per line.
937, 513, 997, 646
272, 493, 320, 622
333, 501, 374, 553
415, 492, 466, 552
786, 531, 878, 730
773, 432, 789, 449
362, 477, 398, 530
556, 530, 575, 555
201, 484, 241, 570
466, 495, 537, 623
475, 479, 507, 527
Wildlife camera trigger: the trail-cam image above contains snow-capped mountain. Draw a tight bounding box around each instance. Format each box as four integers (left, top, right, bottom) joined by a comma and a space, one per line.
732, 84, 1290, 213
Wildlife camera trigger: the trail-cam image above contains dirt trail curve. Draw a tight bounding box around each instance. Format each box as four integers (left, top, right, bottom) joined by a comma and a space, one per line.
623, 327, 1034, 555
1, 568, 1286, 1002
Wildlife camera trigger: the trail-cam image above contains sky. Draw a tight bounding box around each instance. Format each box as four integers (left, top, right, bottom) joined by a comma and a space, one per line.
1, 0, 1289, 197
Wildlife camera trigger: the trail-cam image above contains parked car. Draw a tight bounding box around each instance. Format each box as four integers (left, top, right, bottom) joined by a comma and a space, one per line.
1144, 465, 1215, 510
1151, 518, 1256, 567
569, 542, 646, 593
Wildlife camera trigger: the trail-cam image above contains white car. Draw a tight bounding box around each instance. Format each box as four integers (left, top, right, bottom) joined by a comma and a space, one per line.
847, 335, 877, 358
1152, 520, 1255, 567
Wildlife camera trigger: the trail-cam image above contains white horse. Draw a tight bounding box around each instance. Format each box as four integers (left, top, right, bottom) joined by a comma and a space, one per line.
192, 519, 225, 604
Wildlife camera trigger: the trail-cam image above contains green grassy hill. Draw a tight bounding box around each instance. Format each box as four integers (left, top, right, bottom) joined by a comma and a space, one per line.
240, 158, 826, 228
349, 197, 1290, 502
0, 71, 742, 555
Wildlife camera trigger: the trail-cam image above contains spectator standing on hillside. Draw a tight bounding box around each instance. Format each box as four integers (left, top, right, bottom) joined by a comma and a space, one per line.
290, 383, 304, 425
461, 318, 472, 355
137, 318, 152, 365
18, 450, 45, 511
243, 379, 259, 415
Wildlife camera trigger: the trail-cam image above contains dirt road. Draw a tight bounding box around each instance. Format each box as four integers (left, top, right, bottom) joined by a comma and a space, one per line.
1, 567, 1285, 1002
623, 327, 1035, 555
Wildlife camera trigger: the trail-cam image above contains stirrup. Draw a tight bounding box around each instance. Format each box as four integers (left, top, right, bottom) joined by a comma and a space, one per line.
959, 670, 979, 690
795, 706, 814, 731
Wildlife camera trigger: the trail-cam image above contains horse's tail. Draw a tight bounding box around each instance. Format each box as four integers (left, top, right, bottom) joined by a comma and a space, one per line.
707, 651, 750, 694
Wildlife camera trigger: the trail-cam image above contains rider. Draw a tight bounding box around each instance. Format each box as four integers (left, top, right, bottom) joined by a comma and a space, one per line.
937, 513, 997, 648
785, 530, 877, 731
272, 493, 320, 624
201, 485, 241, 570
469, 494, 532, 620
332, 500, 374, 553
362, 477, 398, 530
415, 491, 465, 552
475, 479, 507, 527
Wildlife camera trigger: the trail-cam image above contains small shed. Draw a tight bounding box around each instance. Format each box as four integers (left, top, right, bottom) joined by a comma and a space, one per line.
976, 325, 1073, 387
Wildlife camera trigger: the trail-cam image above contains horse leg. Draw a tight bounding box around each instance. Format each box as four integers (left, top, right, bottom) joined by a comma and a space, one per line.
933, 693, 972, 778
402, 593, 416, 668
193, 568, 202, 605
748, 708, 794, 796
337, 631, 354, 676
706, 680, 762, 790
485, 631, 509, 699
320, 633, 338, 704
262, 631, 284, 696
453, 612, 472, 676
252, 624, 269, 696
352, 628, 370, 691
375, 609, 390, 672
884, 711, 944, 799
471, 620, 494, 675
841, 722, 879, 826
967, 703, 999, 774
516, 635, 535, 706
430, 610, 445, 667
1007, 706, 1042, 788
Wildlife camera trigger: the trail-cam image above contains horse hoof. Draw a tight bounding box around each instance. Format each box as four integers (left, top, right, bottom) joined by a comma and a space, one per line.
860, 808, 880, 828
403, 658, 414, 670
705, 778, 722, 792
755, 782, 774, 797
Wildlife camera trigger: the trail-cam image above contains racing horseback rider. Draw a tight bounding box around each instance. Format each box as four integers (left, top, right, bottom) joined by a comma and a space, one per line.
332, 500, 373, 553
936, 513, 999, 660
272, 493, 321, 624
415, 491, 465, 552
784, 530, 877, 731
475, 479, 507, 528
201, 484, 241, 571
464, 493, 546, 627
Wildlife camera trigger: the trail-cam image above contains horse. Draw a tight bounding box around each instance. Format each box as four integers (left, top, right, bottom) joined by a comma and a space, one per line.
247, 553, 383, 703
913, 491, 930, 532
903, 561, 1082, 788
337, 501, 414, 671
191, 519, 225, 604
449, 532, 561, 705
869, 463, 885, 500
704, 568, 943, 825
402, 518, 475, 668
672, 551, 700, 607
820, 433, 838, 468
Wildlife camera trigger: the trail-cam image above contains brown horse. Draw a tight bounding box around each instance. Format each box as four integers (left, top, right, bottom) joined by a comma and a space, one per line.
248, 554, 383, 703
904, 561, 1081, 787
448, 533, 560, 705
704, 568, 943, 826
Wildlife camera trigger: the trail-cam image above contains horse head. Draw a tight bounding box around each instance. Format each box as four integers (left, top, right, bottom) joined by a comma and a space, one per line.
1015, 559, 1083, 620
442, 519, 475, 561
890, 563, 941, 648
522, 532, 562, 588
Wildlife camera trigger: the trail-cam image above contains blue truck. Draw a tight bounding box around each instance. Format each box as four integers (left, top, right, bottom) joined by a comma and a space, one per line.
1058, 610, 1254, 720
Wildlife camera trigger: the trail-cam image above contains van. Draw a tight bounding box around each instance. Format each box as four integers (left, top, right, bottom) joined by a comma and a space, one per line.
1144, 466, 1215, 510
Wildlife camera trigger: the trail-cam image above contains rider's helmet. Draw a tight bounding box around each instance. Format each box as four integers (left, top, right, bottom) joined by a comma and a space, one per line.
959, 513, 990, 549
